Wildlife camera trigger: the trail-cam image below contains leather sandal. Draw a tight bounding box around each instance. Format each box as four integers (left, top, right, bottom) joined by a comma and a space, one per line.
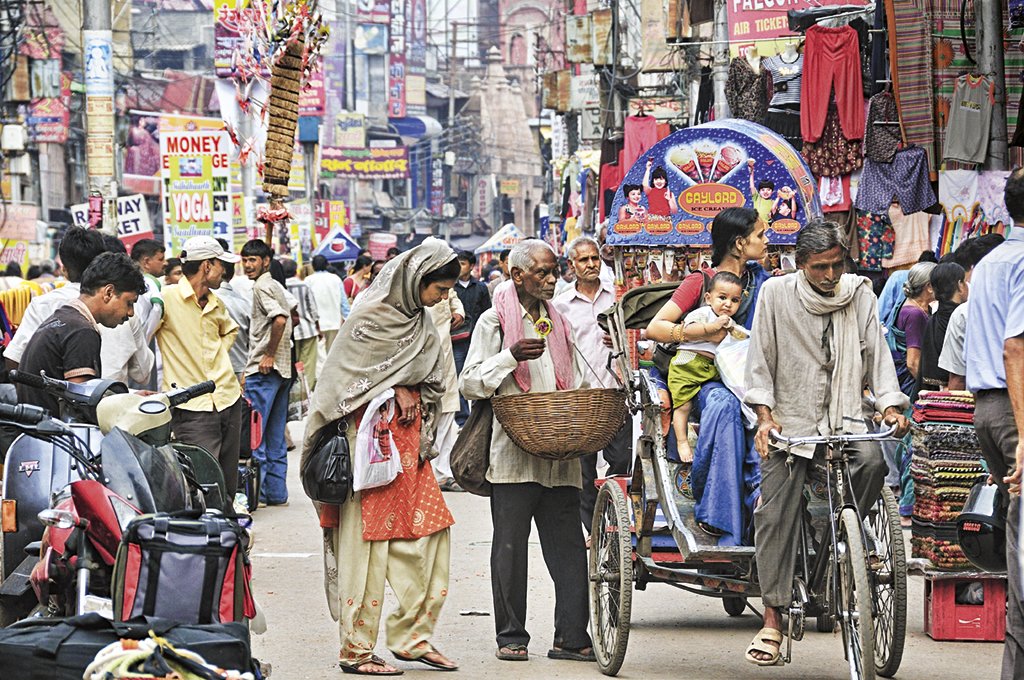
745, 627, 783, 666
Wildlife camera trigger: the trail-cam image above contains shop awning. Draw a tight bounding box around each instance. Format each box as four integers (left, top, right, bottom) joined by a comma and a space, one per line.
474, 223, 525, 254
388, 115, 443, 142
312, 228, 362, 262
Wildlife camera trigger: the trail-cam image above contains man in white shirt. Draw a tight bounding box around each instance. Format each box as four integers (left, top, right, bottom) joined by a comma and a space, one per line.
554, 236, 631, 529
6, 228, 153, 385
304, 255, 346, 354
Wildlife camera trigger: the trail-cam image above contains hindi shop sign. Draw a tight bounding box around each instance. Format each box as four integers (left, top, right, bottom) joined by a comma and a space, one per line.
160, 129, 232, 253
70, 194, 153, 245
320, 146, 410, 180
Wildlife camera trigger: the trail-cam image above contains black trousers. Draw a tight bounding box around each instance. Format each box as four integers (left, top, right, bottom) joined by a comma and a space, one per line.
975, 390, 1024, 680
490, 482, 592, 650
171, 397, 243, 504
580, 421, 633, 530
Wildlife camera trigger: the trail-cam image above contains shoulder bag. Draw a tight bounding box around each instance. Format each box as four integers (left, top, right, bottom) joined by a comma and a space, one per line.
301, 420, 353, 505
450, 399, 493, 497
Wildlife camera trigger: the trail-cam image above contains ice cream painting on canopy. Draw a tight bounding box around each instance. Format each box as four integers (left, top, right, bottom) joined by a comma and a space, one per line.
607, 121, 822, 246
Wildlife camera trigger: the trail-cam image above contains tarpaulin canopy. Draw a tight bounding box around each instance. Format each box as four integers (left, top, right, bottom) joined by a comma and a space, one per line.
313, 228, 361, 262
474, 223, 525, 254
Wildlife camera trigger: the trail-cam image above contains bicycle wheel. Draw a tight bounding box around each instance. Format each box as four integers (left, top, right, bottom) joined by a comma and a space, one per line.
589, 481, 633, 676
839, 508, 875, 680
868, 486, 907, 677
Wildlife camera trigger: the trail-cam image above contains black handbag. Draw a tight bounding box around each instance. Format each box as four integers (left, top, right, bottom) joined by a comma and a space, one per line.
301, 420, 353, 504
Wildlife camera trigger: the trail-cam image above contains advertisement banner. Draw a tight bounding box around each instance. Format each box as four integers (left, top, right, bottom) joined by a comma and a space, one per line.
607, 121, 821, 246
28, 72, 70, 143
570, 72, 601, 110
727, 0, 850, 55
0, 240, 30, 271
0, 204, 39, 241
83, 30, 114, 97
70, 194, 154, 246
321, 21, 346, 145
628, 96, 685, 121
298, 71, 325, 116
406, 0, 427, 116
565, 15, 593, 63
321, 146, 410, 179
591, 9, 614, 65
86, 137, 115, 177
336, 112, 367, 147
358, 0, 391, 24
213, 0, 270, 78
160, 128, 232, 252
388, 54, 407, 118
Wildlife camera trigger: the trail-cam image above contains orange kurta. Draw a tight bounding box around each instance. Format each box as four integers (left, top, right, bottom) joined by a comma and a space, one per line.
359, 395, 454, 541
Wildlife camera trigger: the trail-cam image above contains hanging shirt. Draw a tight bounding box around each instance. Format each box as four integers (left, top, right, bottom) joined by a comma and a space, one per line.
725, 58, 768, 123
762, 53, 803, 110
942, 74, 995, 165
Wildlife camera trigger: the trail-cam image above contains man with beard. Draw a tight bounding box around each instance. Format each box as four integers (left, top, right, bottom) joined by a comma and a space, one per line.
742, 220, 909, 666
156, 236, 243, 504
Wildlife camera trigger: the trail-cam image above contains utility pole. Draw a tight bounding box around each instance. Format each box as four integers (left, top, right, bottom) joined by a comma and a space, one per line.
711, 0, 730, 120
977, 0, 1008, 170
342, 0, 357, 231
82, 0, 118, 234
448, 21, 457, 127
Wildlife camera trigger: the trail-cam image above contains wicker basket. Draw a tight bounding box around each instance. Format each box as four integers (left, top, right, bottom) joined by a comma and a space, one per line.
491, 388, 628, 461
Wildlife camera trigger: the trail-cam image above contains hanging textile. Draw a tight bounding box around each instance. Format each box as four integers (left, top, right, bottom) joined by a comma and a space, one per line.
820, 175, 852, 212
856, 210, 896, 271
855, 146, 937, 214
694, 66, 714, 125
725, 58, 768, 124
941, 75, 995, 165
623, 115, 659, 173
884, 203, 932, 268
864, 92, 902, 163
801, 25, 865, 143
887, 0, 935, 173
802, 102, 864, 177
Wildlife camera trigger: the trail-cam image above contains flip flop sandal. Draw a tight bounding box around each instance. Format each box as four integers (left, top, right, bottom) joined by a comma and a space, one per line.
547, 647, 597, 662
698, 521, 725, 537
745, 627, 784, 667
339, 655, 404, 675
393, 651, 458, 671
495, 644, 529, 661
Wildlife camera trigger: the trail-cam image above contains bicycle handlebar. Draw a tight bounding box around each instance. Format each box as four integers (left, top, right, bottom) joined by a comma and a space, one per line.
0, 403, 50, 426
769, 426, 898, 447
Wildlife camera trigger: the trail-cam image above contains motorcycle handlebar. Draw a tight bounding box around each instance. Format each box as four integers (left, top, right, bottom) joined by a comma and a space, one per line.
166, 381, 216, 408
0, 403, 50, 426
9, 369, 66, 393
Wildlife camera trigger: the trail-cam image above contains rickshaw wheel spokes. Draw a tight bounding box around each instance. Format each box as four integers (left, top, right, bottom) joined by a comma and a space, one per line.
838, 508, 875, 680
869, 486, 907, 677
589, 481, 633, 676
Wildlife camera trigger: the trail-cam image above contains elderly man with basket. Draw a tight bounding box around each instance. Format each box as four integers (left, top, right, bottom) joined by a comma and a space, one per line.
460, 239, 595, 663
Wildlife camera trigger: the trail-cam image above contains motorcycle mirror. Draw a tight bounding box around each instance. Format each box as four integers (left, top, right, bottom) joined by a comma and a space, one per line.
38, 508, 77, 530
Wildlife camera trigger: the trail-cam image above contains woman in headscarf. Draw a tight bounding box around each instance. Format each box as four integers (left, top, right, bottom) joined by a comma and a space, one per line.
302, 238, 462, 675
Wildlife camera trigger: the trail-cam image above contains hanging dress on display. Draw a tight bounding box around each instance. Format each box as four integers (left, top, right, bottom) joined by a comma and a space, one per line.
724, 58, 768, 124
762, 52, 804, 149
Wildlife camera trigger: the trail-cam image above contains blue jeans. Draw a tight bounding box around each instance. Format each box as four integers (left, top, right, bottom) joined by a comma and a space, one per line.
245, 370, 291, 504
452, 339, 470, 427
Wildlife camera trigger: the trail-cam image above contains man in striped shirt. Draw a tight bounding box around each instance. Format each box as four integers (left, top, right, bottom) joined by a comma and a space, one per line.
282, 258, 322, 393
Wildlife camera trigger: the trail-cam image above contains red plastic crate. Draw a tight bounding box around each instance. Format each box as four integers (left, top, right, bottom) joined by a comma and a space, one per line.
924, 574, 1006, 642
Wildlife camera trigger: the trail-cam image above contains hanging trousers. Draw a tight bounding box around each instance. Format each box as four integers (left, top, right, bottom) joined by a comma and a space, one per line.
490, 483, 592, 650
801, 25, 865, 143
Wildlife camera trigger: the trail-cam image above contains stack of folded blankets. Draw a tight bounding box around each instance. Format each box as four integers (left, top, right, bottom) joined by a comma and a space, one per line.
910, 391, 985, 570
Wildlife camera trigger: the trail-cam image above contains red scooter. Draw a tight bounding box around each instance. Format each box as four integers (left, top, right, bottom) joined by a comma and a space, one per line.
0, 377, 222, 620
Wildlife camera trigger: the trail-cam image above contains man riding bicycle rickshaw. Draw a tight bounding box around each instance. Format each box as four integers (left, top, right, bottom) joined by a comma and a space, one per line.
743, 219, 911, 666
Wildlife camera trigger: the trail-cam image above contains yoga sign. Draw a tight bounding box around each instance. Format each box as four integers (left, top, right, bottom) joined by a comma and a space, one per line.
607, 120, 821, 246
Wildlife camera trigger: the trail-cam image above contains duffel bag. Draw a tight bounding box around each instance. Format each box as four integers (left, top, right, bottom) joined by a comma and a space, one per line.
0, 612, 251, 680
112, 511, 256, 625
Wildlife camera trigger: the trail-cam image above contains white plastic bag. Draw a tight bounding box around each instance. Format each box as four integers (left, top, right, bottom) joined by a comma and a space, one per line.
714, 328, 757, 428
353, 388, 403, 491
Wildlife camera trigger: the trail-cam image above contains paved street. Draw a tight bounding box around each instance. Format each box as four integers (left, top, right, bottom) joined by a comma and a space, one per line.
250, 423, 1004, 679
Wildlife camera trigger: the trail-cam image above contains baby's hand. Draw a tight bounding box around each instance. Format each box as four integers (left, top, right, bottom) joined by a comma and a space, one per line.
715, 315, 734, 330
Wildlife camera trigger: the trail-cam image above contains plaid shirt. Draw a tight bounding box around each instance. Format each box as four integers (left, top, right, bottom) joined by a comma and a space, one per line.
286, 277, 320, 341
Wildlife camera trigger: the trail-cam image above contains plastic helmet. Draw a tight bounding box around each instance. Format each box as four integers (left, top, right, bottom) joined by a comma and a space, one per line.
956, 480, 1007, 572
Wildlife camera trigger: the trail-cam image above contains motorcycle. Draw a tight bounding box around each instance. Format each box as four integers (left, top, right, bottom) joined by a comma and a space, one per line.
0, 373, 224, 623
